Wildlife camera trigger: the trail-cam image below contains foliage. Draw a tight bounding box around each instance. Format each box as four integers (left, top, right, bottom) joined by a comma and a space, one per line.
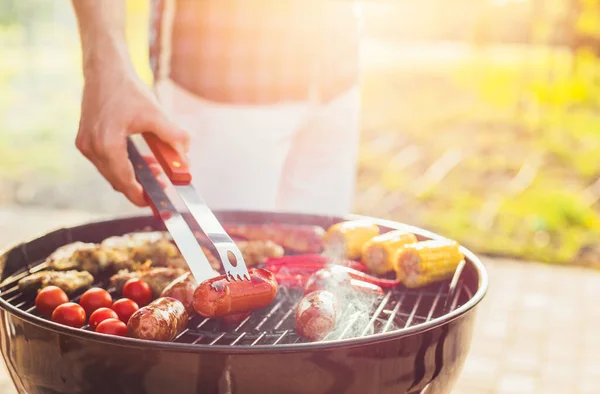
1, 0, 600, 265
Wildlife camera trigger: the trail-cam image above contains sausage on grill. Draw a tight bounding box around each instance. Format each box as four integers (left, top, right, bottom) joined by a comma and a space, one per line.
193, 268, 278, 318
160, 272, 197, 314
127, 297, 188, 342
223, 224, 325, 253
295, 290, 340, 341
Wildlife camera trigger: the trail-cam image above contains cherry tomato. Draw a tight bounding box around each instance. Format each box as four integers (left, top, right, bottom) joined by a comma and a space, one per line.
35, 286, 68, 316
51, 302, 86, 328
95, 318, 128, 337
122, 278, 152, 307
111, 298, 139, 323
79, 288, 113, 315
88, 307, 119, 331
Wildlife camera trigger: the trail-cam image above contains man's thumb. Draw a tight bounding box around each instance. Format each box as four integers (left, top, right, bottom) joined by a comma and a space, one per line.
146, 111, 190, 157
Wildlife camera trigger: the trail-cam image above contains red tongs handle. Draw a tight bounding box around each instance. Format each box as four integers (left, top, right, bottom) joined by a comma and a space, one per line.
143, 133, 192, 186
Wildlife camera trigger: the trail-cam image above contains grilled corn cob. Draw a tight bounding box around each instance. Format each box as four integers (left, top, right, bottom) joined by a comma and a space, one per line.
362, 230, 418, 275
393, 239, 464, 288
323, 220, 380, 260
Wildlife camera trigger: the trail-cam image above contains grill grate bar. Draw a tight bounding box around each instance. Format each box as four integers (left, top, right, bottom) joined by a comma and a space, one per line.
273, 309, 294, 330
321, 303, 354, 342
0, 262, 48, 290
404, 293, 423, 328
360, 292, 392, 337
449, 286, 463, 311
1, 286, 20, 299
196, 318, 210, 329
254, 301, 283, 331
230, 332, 246, 346
426, 283, 445, 321
272, 330, 288, 345
250, 332, 266, 346
209, 332, 227, 345
382, 293, 406, 333
233, 315, 252, 331
336, 313, 361, 340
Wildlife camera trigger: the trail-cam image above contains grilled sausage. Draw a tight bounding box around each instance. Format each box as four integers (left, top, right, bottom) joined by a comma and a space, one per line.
295, 290, 339, 341
193, 268, 278, 318
127, 297, 188, 342
303, 268, 384, 296
223, 224, 325, 253
160, 272, 197, 314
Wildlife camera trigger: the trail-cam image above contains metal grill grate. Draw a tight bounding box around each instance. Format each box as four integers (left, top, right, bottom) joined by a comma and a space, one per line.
0, 259, 473, 346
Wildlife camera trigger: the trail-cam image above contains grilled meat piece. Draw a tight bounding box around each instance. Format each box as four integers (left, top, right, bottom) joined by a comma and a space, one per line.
110, 267, 186, 298
46, 242, 128, 275
127, 297, 188, 342
160, 272, 197, 314
101, 231, 187, 269
223, 224, 325, 253
18, 270, 94, 295
235, 240, 284, 267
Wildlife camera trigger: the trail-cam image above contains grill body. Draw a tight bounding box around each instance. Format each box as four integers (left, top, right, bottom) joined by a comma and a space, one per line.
0, 212, 487, 394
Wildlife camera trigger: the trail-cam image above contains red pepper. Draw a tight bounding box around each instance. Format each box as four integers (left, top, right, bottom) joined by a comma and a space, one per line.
326, 266, 401, 289
264, 254, 367, 273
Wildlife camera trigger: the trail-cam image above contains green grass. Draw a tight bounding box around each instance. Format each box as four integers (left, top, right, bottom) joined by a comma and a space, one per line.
358, 44, 600, 265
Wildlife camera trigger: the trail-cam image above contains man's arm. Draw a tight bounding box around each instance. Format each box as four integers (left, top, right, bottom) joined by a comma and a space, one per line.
71, 0, 132, 79
70, 1, 189, 207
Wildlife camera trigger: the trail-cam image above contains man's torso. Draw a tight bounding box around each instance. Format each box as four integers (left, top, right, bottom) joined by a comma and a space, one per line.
149, 0, 361, 104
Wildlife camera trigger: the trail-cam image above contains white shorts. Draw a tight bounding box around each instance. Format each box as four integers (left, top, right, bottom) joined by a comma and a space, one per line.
153, 78, 360, 216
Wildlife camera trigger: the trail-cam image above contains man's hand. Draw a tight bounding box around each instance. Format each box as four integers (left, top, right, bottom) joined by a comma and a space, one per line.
76, 68, 189, 207
71, 0, 188, 207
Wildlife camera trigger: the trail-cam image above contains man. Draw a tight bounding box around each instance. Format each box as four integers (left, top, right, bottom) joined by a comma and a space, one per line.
71, 0, 361, 216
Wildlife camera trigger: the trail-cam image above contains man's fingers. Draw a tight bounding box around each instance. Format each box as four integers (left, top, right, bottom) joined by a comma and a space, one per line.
95, 136, 148, 207
140, 110, 190, 158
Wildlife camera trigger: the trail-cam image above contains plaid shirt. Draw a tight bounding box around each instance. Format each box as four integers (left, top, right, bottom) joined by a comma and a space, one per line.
149, 0, 360, 104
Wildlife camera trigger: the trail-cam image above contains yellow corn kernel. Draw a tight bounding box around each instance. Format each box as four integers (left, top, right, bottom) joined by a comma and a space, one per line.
323, 220, 380, 260
393, 239, 464, 288
361, 230, 418, 275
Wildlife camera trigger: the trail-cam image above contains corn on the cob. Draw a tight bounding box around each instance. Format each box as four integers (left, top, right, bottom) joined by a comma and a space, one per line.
393, 239, 464, 288
323, 220, 380, 260
361, 230, 418, 275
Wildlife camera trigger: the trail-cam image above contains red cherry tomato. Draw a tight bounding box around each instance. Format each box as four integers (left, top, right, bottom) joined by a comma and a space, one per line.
79, 288, 113, 315
111, 298, 139, 323
35, 286, 68, 316
51, 302, 86, 328
122, 278, 152, 307
95, 318, 128, 337
88, 307, 119, 331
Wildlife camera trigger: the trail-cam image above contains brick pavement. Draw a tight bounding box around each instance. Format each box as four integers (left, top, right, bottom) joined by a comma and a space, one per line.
0, 205, 599, 394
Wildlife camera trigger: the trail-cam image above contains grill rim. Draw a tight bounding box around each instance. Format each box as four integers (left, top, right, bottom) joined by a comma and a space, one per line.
0, 211, 488, 354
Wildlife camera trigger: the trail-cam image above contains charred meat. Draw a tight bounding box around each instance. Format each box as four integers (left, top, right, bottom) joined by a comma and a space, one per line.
18, 270, 94, 295
236, 240, 284, 267
101, 231, 187, 269
46, 242, 128, 275
110, 267, 187, 297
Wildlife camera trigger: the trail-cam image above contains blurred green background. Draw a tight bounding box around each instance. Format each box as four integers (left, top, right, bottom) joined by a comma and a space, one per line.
1, 0, 599, 266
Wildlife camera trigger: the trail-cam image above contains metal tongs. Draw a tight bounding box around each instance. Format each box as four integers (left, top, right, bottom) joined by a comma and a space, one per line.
126, 134, 250, 283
